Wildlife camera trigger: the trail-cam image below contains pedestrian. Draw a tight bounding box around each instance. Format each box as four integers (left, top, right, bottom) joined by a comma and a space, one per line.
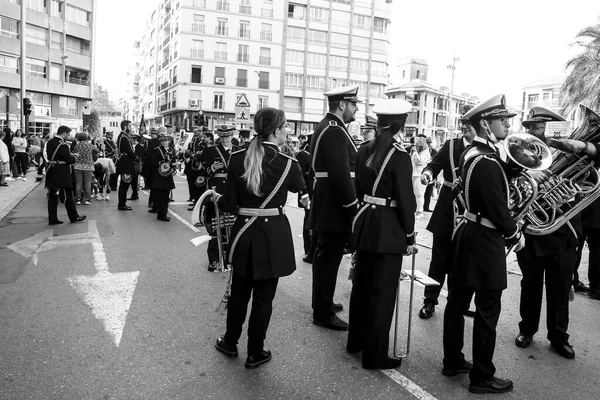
411, 136, 430, 219
347, 99, 417, 370
310, 85, 361, 331
0, 130, 10, 187
12, 128, 28, 181
93, 156, 116, 200
214, 107, 309, 369
443, 95, 524, 394
151, 133, 176, 221
73, 132, 97, 205
103, 131, 118, 191
129, 132, 145, 200
116, 120, 138, 211
45, 125, 86, 225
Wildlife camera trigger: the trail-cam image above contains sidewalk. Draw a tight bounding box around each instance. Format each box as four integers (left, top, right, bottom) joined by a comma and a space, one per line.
0, 176, 42, 222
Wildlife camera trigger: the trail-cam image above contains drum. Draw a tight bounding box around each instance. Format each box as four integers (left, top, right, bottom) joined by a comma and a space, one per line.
121, 174, 132, 183
158, 160, 172, 177
195, 175, 206, 188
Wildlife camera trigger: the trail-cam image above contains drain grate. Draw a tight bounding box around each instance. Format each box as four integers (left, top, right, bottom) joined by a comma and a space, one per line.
8, 217, 48, 224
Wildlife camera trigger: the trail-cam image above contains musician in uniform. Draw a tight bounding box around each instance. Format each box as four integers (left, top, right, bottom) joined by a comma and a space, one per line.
142, 128, 159, 191
310, 86, 361, 331
513, 107, 581, 359
214, 107, 309, 369
46, 125, 86, 225
147, 127, 163, 212
237, 128, 252, 150
103, 131, 118, 191
185, 129, 206, 210
129, 132, 145, 200
116, 120, 138, 211
346, 99, 417, 370
296, 132, 314, 263
200, 124, 236, 271
151, 133, 176, 221
443, 95, 525, 394
360, 115, 377, 144
418, 105, 475, 319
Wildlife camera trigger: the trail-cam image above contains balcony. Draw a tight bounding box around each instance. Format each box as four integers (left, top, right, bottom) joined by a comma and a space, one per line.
237, 53, 249, 63
214, 51, 227, 61
259, 56, 271, 66
159, 81, 169, 91
216, 1, 229, 11
238, 29, 250, 39
172, 75, 177, 84
171, 100, 176, 108
160, 104, 168, 111
236, 78, 248, 87
190, 49, 204, 59
191, 23, 205, 33
66, 46, 91, 57
163, 37, 169, 48
215, 27, 228, 36
260, 31, 272, 41
66, 76, 89, 86
239, 5, 251, 14
162, 59, 169, 68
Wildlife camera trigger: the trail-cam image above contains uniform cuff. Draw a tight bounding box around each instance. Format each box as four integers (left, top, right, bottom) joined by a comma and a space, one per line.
300, 193, 309, 200
406, 232, 415, 246
343, 199, 358, 208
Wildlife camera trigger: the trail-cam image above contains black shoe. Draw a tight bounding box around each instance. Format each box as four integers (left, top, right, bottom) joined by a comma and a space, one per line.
215, 336, 238, 358
70, 216, 86, 223
551, 340, 575, 359
313, 315, 349, 331
186, 198, 193, 203
128, 196, 139, 200
49, 220, 64, 225
573, 281, 589, 293
157, 215, 171, 222
363, 357, 402, 370
118, 206, 133, 211
148, 208, 158, 213
442, 360, 473, 377
208, 262, 217, 272
469, 376, 514, 394
346, 344, 363, 354
245, 349, 272, 369
302, 256, 313, 264
588, 289, 600, 300
419, 301, 435, 319
464, 309, 476, 318
188, 204, 195, 211
515, 333, 533, 348
332, 303, 343, 313
423, 208, 433, 212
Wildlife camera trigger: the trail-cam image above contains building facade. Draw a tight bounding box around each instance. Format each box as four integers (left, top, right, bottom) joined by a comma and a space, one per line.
133, 0, 392, 136
0, 0, 95, 135
521, 76, 565, 126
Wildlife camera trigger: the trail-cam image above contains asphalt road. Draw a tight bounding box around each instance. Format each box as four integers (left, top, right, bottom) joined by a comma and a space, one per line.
1, 175, 599, 400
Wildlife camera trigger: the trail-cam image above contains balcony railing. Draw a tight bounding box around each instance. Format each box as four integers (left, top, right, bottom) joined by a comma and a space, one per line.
66, 76, 89, 86
171, 100, 176, 108
190, 49, 204, 59
159, 81, 169, 91
239, 5, 251, 14
172, 75, 177, 84
215, 27, 228, 36
237, 53, 249, 63
371, 70, 387, 77
259, 56, 271, 65
236, 78, 248, 87
66, 46, 90, 57
214, 51, 227, 61
191, 74, 202, 83
160, 104, 168, 111
213, 101, 225, 110
216, 1, 229, 11
191, 23, 205, 33
163, 37, 169, 47
238, 29, 250, 39
284, 106, 302, 113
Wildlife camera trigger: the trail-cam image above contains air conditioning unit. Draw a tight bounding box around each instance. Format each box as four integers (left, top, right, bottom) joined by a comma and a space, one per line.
215, 77, 225, 84
190, 99, 199, 107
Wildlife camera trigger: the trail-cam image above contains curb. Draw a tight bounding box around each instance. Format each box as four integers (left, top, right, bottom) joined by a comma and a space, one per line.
0, 179, 43, 222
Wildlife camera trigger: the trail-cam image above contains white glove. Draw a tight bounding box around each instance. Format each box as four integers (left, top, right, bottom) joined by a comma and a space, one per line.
514, 233, 526, 252
420, 171, 433, 185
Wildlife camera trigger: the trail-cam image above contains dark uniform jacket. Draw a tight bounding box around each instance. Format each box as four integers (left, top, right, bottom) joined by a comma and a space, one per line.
200, 143, 231, 193
103, 138, 117, 160
151, 145, 176, 190
218, 143, 307, 279
309, 113, 358, 233
116, 132, 137, 175
351, 141, 416, 254
425, 137, 468, 240
184, 136, 205, 174
453, 138, 519, 291
45, 136, 75, 189
296, 147, 313, 207
134, 142, 146, 159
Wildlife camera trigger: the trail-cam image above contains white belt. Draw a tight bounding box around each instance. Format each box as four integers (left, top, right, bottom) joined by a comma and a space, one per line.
238, 207, 283, 217
214, 173, 227, 178
314, 171, 355, 178
463, 211, 497, 230
363, 194, 397, 207
443, 180, 454, 188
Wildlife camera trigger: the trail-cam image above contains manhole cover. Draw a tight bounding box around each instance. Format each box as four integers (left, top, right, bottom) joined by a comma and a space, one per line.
8, 217, 48, 224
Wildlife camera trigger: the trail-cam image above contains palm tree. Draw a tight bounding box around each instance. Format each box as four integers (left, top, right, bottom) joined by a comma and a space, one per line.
560, 19, 600, 115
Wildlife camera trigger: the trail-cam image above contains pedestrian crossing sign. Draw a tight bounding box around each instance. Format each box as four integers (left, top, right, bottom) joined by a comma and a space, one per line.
238, 109, 248, 120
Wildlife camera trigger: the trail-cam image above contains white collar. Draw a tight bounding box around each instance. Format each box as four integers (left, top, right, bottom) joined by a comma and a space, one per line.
462, 137, 470, 148
473, 136, 498, 153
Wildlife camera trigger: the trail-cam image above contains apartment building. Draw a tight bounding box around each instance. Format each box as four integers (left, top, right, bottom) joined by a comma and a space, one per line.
521, 76, 565, 125
0, 0, 95, 135
134, 0, 392, 135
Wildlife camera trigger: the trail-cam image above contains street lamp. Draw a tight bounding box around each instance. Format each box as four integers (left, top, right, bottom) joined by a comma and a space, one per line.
447, 56, 459, 139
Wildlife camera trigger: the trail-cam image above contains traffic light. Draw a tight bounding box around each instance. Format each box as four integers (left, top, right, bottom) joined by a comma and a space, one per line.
23, 98, 32, 116
199, 111, 206, 126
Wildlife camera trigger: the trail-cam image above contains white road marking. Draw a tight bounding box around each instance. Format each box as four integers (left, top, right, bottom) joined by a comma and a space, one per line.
140, 190, 201, 232
382, 370, 439, 400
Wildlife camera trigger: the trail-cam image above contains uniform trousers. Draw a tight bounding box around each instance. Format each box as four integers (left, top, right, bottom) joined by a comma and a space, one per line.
224, 271, 279, 356
204, 202, 221, 263
109, 172, 118, 191
185, 170, 195, 201
130, 173, 139, 197
302, 209, 312, 256
575, 227, 600, 293
312, 230, 350, 321
47, 188, 78, 222
517, 245, 576, 343
424, 234, 453, 304
423, 183, 435, 211
153, 188, 170, 218
443, 276, 502, 382
347, 250, 402, 367
118, 175, 131, 207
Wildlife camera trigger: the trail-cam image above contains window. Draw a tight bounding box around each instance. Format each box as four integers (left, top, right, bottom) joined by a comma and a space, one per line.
192, 15, 205, 33
215, 42, 227, 61
50, 63, 60, 80
259, 47, 271, 65
285, 74, 304, 90
215, 67, 225, 85
416, 70, 421, 79
353, 14, 371, 29
261, 0, 273, 18
216, 0, 229, 12
371, 61, 387, 77
372, 39, 387, 54
51, 0, 63, 17
259, 71, 269, 89
373, 18, 388, 33
192, 0, 206, 7
66, 35, 90, 56
0, 17, 19, 39
350, 58, 368, 74
51, 31, 62, 49
26, 58, 47, 78
328, 78, 348, 90
237, 44, 249, 63
309, 6, 328, 22
214, 92, 224, 109
191, 40, 204, 58
308, 29, 327, 45
330, 55, 347, 72
26, 24, 47, 46
307, 52, 326, 68
59, 96, 77, 115
239, 21, 250, 39
240, 0, 251, 14
528, 94, 539, 108
190, 90, 201, 108
191, 66, 202, 83
306, 76, 325, 91
286, 50, 304, 65
288, 26, 305, 42
260, 23, 272, 41
216, 18, 228, 36
369, 84, 384, 98
330, 33, 349, 48
284, 96, 302, 113
0, 54, 19, 74
171, 90, 176, 107
27, 0, 46, 13
237, 69, 247, 87
258, 96, 268, 110
288, 3, 306, 20
66, 5, 90, 27
65, 68, 89, 85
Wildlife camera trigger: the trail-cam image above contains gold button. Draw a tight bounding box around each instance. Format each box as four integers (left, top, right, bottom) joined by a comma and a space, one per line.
245, 218, 249, 222
265, 218, 269, 222
372, 205, 376, 209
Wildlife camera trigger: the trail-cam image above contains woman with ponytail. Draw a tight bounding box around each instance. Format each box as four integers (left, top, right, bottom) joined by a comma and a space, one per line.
347, 99, 418, 370
214, 107, 309, 369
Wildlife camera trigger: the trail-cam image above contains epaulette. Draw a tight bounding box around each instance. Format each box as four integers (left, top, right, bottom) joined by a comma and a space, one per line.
279, 152, 298, 162
329, 120, 338, 126
231, 148, 247, 155
464, 146, 494, 164
392, 142, 406, 152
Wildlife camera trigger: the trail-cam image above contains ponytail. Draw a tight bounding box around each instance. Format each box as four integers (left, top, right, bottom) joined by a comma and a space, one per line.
365, 115, 407, 171
243, 137, 265, 196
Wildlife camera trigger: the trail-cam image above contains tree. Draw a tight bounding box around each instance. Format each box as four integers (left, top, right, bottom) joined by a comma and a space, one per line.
560, 19, 600, 115
91, 83, 117, 115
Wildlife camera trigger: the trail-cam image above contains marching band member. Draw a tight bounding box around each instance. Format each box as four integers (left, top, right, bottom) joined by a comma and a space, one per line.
103, 131, 118, 191
185, 128, 205, 211
214, 107, 308, 369
147, 127, 163, 212
116, 120, 138, 211
200, 124, 236, 272
129, 132, 145, 201
514, 107, 580, 359
296, 132, 314, 263
346, 99, 417, 370
310, 86, 361, 331
151, 133, 176, 222
418, 106, 475, 319
360, 114, 377, 144
443, 95, 524, 394
237, 128, 253, 150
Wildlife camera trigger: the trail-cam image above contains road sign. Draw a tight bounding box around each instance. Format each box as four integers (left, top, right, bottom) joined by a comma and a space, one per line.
235, 106, 251, 125
235, 93, 251, 108
0, 94, 18, 113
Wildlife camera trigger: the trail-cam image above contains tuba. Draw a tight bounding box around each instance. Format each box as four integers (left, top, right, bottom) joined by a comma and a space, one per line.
507, 105, 600, 235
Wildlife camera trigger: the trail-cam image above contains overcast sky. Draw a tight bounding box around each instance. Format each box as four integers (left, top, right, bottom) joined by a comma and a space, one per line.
94, 0, 600, 108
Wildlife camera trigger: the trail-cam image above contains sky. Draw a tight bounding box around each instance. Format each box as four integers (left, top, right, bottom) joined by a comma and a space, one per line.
94, 0, 600, 109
